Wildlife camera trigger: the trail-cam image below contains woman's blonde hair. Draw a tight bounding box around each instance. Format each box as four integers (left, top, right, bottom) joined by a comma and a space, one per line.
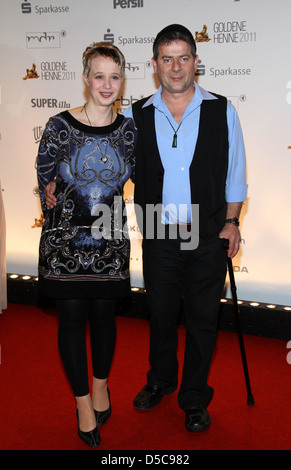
82, 42, 125, 78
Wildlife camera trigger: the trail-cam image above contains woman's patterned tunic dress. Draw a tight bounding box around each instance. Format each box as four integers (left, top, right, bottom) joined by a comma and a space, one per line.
37, 111, 136, 299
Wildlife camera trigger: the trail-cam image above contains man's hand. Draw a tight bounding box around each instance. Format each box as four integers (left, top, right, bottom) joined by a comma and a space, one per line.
44, 181, 57, 209
219, 202, 243, 258
219, 223, 241, 258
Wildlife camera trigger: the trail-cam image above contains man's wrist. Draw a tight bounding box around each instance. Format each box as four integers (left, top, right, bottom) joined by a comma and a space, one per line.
225, 217, 240, 227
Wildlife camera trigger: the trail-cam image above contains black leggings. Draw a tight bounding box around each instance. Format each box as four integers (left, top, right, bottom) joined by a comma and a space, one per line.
55, 298, 117, 397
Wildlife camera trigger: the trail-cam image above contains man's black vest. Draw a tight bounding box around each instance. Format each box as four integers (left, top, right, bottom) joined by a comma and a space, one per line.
132, 93, 229, 239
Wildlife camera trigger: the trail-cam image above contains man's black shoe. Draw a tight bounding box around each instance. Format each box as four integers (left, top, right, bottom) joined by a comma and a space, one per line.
185, 408, 211, 432
133, 384, 172, 410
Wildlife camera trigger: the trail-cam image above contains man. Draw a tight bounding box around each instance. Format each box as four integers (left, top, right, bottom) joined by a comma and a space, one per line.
44, 24, 247, 433
124, 24, 247, 432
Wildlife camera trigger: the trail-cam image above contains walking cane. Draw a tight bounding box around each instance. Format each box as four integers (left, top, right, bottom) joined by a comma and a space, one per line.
223, 239, 255, 405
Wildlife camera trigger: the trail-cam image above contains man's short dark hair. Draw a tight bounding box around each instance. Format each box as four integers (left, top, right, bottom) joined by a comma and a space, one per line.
153, 24, 197, 60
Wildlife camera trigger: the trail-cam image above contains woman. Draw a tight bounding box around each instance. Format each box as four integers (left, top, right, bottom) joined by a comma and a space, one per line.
37, 42, 136, 447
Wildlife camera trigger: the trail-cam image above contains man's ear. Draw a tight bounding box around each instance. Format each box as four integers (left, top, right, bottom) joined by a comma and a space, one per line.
151, 57, 158, 74
194, 54, 199, 73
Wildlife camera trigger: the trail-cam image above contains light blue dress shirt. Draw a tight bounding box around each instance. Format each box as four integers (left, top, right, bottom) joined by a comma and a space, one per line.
123, 82, 247, 224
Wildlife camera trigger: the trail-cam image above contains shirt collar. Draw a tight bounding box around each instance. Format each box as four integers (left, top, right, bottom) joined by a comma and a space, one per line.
142, 82, 218, 112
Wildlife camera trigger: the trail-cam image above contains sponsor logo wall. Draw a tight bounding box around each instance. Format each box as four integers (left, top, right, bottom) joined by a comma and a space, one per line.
0, 0, 291, 305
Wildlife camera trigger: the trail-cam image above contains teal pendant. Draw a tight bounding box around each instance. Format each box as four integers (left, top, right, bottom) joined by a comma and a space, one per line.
172, 133, 177, 148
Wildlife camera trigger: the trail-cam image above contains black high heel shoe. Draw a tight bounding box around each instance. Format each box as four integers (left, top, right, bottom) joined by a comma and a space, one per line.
76, 409, 100, 447
94, 388, 111, 426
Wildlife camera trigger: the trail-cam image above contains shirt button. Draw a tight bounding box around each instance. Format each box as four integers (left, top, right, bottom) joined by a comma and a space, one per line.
181, 167, 184, 171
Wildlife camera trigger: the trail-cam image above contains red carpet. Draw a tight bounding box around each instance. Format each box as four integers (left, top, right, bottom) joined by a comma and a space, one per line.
0, 303, 290, 452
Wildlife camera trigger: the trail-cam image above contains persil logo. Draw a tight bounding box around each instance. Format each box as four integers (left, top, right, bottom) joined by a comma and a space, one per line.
113, 0, 144, 8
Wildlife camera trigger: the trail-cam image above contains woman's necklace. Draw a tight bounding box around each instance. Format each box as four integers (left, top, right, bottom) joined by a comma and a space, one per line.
83, 103, 113, 127
164, 114, 183, 148
81, 103, 115, 165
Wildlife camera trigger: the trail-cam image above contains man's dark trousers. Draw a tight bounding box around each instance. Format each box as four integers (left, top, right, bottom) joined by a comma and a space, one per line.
142, 233, 227, 411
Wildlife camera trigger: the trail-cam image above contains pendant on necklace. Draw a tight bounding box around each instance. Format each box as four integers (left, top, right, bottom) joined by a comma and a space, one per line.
101, 157, 108, 163
172, 133, 177, 148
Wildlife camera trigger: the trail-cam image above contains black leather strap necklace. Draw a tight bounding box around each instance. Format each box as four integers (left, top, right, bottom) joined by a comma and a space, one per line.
164, 114, 183, 148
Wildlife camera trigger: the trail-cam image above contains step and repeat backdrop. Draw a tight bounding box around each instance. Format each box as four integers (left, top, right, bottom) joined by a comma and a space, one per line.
0, 0, 291, 305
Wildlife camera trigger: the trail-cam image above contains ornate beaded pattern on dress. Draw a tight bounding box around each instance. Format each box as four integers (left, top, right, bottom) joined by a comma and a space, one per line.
37, 112, 136, 282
